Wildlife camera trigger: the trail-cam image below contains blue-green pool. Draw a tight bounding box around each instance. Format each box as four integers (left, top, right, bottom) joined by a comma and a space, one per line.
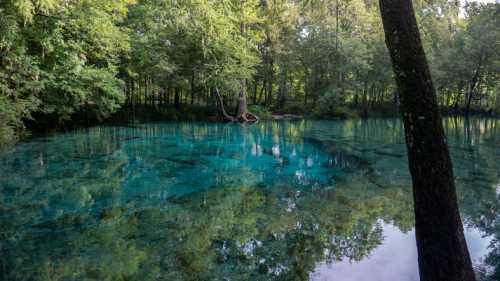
0, 118, 498, 281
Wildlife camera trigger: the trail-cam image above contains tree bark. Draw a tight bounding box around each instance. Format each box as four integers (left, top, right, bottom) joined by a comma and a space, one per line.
236, 79, 248, 118
214, 84, 259, 123
378, 1, 475, 281
232, 20, 258, 122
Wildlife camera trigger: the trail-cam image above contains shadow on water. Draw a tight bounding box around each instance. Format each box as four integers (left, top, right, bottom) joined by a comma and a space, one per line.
0, 118, 498, 281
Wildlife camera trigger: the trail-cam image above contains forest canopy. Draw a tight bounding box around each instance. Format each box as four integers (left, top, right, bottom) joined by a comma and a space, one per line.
0, 0, 499, 146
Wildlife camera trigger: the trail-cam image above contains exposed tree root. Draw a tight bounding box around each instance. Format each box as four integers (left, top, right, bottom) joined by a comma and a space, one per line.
215, 87, 259, 123
215, 87, 236, 122
240, 111, 259, 123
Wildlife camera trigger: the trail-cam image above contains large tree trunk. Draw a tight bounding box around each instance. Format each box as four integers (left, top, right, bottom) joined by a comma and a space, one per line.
214, 83, 259, 123
236, 79, 259, 122
229, 20, 258, 123
237, 79, 248, 118
378, 1, 475, 281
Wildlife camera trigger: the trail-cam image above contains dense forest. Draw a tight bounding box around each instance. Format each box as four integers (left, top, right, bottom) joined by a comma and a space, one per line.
0, 0, 498, 146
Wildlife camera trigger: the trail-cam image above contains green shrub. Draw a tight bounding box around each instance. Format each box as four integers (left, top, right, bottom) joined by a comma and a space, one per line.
312, 106, 358, 119
0, 95, 39, 148
248, 105, 273, 119
311, 91, 357, 119
280, 100, 308, 115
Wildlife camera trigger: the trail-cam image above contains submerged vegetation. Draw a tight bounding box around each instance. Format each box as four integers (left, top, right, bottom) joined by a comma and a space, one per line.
0, 0, 499, 147
0, 119, 498, 281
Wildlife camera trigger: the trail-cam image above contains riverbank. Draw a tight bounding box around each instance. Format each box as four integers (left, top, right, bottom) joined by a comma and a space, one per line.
1, 105, 496, 152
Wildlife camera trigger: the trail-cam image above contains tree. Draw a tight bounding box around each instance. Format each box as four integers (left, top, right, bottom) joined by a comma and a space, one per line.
1, 0, 498, 146
0, 0, 133, 141
378, 0, 475, 281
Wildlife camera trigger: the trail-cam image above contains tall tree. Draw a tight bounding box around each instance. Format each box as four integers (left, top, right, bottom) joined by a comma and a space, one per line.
378, 0, 475, 281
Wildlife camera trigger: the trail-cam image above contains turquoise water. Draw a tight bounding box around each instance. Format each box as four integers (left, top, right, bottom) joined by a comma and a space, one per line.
0, 118, 498, 281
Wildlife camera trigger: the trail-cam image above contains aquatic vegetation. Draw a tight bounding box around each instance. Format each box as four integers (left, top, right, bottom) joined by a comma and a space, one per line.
0, 119, 498, 281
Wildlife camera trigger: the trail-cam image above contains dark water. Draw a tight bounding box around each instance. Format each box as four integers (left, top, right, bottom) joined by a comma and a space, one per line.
0, 118, 498, 281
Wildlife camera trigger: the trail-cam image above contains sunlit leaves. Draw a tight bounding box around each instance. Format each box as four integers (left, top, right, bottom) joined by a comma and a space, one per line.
12, 0, 59, 23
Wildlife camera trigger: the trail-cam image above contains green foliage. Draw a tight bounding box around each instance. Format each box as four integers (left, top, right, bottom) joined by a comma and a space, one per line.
0, 0, 132, 146
312, 89, 358, 118
432, 3, 499, 113
312, 105, 358, 119
0, 0, 498, 148
0, 94, 39, 146
248, 105, 272, 119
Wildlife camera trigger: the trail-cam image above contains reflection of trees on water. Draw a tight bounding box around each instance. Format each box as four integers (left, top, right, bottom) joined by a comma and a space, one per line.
0, 119, 498, 280
451, 118, 499, 281
441, 118, 499, 281
0, 181, 413, 280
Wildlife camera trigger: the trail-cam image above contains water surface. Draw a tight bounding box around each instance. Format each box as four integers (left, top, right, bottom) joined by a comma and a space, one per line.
0, 118, 498, 281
